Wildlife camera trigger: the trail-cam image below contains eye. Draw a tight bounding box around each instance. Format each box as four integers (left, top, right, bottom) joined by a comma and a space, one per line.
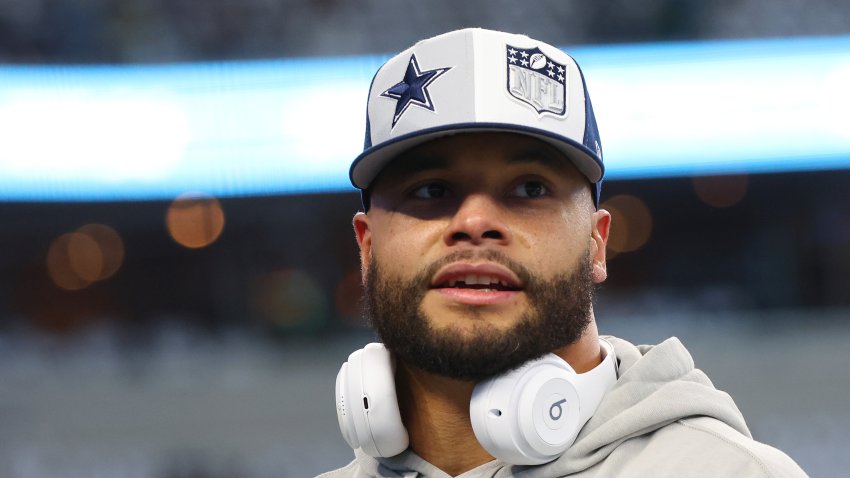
412, 182, 450, 199
512, 180, 549, 198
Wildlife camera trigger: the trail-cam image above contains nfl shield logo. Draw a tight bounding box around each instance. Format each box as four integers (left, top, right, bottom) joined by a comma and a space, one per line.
505, 45, 567, 116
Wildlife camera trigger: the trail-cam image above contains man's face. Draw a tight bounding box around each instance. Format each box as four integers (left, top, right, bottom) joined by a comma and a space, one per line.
354, 133, 610, 381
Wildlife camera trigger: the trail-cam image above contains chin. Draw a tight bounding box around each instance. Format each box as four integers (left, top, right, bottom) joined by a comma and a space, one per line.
426, 310, 517, 336
425, 295, 525, 321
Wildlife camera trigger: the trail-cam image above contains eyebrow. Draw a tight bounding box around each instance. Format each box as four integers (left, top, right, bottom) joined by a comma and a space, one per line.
383, 143, 571, 180
507, 147, 570, 172
384, 155, 451, 178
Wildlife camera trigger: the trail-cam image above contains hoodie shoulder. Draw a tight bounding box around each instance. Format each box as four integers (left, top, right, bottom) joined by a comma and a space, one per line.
589, 416, 809, 478
674, 417, 809, 477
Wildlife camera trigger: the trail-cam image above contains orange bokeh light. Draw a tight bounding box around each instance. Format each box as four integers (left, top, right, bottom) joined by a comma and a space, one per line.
67, 231, 103, 282
602, 194, 653, 256
693, 174, 749, 208
166, 193, 225, 249
46, 223, 126, 290
335, 269, 365, 325
47, 233, 92, 290
77, 223, 125, 280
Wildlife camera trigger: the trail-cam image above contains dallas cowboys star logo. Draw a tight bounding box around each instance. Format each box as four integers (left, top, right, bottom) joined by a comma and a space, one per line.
380, 54, 451, 127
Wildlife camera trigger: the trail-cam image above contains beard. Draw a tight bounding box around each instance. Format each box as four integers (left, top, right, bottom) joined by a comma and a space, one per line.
364, 248, 595, 382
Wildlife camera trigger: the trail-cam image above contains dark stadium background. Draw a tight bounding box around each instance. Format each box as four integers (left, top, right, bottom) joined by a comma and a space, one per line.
1, 1, 848, 477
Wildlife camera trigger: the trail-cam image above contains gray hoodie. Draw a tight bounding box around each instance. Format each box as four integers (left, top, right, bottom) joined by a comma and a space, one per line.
317, 336, 808, 478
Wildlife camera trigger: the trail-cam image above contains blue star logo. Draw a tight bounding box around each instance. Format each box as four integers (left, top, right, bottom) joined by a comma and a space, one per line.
380, 54, 451, 127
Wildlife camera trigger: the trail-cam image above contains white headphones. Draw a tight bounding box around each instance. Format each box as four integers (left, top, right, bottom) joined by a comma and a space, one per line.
335, 339, 617, 465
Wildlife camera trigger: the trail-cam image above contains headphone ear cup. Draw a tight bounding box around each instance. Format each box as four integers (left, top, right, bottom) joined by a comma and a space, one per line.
334, 343, 409, 457
470, 355, 583, 465
335, 361, 359, 449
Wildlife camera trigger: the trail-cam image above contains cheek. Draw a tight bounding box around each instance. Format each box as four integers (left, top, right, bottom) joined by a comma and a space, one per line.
517, 210, 589, 271
371, 214, 444, 270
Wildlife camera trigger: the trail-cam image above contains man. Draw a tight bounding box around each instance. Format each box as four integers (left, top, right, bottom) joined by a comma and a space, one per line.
320, 28, 808, 477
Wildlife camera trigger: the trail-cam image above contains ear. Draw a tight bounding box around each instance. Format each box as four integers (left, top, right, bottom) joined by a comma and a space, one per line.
590, 209, 611, 283
353, 212, 372, 281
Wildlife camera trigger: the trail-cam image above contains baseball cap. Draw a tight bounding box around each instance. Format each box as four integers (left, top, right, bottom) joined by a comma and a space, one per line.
350, 28, 604, 207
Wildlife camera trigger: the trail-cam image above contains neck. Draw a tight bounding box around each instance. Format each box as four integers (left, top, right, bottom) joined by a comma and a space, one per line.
394, 321, 602, 476
396, 365, 489, 476
554, 320, 604, 373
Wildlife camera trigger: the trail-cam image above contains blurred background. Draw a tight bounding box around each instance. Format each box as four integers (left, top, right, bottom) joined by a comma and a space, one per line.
1, 1, 849, 477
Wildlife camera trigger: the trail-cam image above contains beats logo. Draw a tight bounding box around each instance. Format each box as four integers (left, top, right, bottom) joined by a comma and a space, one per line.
550, 398, 567, 421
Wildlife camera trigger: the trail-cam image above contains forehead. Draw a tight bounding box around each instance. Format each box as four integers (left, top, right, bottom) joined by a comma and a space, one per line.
372, 132, 583, 185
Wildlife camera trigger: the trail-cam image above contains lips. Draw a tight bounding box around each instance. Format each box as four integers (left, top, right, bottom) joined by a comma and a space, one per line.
430, 263, 522, 291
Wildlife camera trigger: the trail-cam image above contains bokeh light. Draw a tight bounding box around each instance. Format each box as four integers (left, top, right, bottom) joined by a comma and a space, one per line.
335, 269, 365, 326
77, 223, 125, 280
47, 233, 92, 290
67, 232, 103, 282
166, 193, 225, 249
693, 174, 749, 208
602, 194, 654, 257
253, 269, 329, 331
46, 224, 126, 290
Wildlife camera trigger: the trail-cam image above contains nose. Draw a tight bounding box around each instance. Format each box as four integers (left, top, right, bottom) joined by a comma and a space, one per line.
443, 194, 512, 246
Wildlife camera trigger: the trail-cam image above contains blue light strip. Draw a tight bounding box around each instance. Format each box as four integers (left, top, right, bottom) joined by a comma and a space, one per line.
571, 36, 850, 179
0, 36, 848, 201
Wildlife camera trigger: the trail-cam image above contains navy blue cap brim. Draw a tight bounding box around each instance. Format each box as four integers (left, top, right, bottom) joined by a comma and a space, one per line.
350, 122, 604, 191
